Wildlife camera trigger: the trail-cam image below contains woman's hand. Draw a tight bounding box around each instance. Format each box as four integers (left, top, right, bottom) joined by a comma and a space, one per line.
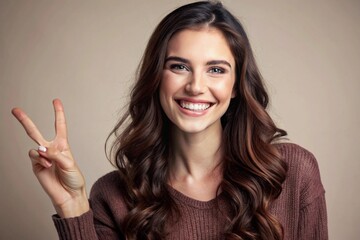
12, 99, 89, 218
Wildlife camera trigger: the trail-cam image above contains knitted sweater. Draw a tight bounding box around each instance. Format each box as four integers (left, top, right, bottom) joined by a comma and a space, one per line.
53, 143, 328, 239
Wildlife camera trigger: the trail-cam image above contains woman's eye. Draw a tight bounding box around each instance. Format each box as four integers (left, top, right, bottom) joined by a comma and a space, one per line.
170, 64, 188, 71
209, 67, 225, 74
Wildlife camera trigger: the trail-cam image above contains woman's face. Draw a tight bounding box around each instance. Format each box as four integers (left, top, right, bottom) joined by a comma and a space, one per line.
160, 27, 236, 135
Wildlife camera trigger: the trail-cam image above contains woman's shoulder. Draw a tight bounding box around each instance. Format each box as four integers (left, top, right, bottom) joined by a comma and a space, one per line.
89, 170, 127, 208
274, 142, 319, 171
90, 170, 124, 200
274, 142, 325, 207
89, 170, 129, 224
94, 170, 122, 184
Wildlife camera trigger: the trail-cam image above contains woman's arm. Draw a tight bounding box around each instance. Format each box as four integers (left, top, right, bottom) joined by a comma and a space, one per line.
298, 194, 328, 240
53, 171, 127, 239
13, 99, 125, 239
296, 145, 328, 240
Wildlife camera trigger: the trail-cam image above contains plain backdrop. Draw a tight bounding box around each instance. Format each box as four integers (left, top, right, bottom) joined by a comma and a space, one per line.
1, 0, 359, 239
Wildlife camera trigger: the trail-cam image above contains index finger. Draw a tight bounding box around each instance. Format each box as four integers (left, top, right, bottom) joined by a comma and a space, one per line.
11, 108, 47, 145
53, 99, 68, 140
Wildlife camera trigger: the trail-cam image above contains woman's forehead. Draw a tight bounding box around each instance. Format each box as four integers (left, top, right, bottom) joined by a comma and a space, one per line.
166, 27, 234, 64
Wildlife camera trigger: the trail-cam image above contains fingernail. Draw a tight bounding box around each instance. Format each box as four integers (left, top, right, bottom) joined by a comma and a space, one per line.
38, 145, 47, 153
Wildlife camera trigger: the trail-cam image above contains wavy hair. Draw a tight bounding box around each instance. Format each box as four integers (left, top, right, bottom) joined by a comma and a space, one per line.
107, 1, 287, 239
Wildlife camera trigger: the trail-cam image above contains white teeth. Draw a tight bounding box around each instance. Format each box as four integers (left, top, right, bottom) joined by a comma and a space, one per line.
180, 101, 211, 111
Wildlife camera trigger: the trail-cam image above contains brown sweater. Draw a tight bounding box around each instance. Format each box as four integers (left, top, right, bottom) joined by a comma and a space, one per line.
53, 143, 328, 239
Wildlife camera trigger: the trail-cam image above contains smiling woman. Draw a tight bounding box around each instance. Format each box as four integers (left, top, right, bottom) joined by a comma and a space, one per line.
11, 1, 328, 240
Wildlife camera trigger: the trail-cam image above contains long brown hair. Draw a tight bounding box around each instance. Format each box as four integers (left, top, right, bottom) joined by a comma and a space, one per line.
107, 1, 287, 239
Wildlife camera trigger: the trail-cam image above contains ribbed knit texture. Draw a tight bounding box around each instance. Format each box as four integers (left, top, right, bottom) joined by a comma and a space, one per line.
164, 186, 229, 239
53, 211, 97, 239
52, 143, 328, 239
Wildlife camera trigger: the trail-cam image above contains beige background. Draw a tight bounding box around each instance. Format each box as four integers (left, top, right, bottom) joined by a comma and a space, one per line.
1, 0, 359, 239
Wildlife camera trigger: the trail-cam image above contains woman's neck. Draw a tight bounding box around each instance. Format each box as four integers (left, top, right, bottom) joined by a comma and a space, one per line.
170, 124, 223, 184
168, 123, 224, 200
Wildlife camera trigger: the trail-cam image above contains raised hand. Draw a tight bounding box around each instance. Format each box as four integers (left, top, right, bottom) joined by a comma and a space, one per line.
12, 99, 89, 218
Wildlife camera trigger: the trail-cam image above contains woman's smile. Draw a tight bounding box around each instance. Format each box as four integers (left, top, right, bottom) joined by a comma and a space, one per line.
178, 100, 212, 112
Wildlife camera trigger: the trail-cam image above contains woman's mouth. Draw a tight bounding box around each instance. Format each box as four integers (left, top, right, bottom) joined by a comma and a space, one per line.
177, 100, 212, 112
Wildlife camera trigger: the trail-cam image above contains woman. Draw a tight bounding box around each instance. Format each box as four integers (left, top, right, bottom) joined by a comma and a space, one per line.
12, 1, 327, 239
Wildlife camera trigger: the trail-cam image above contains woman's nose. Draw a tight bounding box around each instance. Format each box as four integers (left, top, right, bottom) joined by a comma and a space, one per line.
185, 72, 206, 95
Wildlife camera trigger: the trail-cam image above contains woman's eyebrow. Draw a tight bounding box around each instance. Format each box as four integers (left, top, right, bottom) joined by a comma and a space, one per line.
165, 56, 231, 68
165, 56, 189, 64
206, 60, 232, 68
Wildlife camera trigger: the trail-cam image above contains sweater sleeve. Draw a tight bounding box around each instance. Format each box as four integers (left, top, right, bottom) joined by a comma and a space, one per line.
52, 171, 127, 239
52, 209, 121, 240
52, 211, 100, 240
296, 146, 328, 240
298, 194, 328, 240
